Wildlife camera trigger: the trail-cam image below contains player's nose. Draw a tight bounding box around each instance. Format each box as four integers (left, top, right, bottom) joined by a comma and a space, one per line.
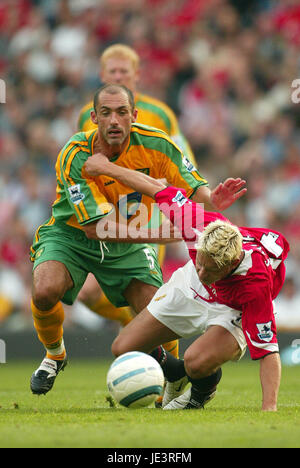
113, 71, 123, 83
109, 112, 119, 124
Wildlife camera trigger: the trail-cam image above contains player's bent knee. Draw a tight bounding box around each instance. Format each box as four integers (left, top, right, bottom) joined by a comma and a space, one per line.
111, 336, 125, 357
111, 335, 138, 357
184, 349, 217, 379
32, 283, 65, 311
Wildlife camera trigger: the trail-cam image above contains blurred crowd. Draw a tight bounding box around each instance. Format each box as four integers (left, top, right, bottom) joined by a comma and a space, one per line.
0, 0, 300, 332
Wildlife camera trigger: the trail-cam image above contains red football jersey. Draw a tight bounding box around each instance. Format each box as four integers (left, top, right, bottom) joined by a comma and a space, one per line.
155, 186, 290, 359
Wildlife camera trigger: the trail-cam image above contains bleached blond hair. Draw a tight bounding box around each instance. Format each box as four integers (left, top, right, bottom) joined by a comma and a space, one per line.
196, 220, 243, 268
100, 44, 140, 71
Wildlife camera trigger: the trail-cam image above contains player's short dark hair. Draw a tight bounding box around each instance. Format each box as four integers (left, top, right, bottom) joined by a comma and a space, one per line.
93, 84, 135, 113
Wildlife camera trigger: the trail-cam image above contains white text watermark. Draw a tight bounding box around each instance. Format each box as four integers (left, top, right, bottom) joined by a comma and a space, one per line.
95, 198, 204, 248
291, 79, 300, 104
291, 339, 300, 365
0, 79, 6, 104
0, 339, 6, 363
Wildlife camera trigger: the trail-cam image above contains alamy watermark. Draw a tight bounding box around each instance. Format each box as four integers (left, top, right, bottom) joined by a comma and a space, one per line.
95, 197, 204, 249
291, 79, 300, 104
291, 339, 300, 365
0, 79, 6, 104
0, 339, 6, 363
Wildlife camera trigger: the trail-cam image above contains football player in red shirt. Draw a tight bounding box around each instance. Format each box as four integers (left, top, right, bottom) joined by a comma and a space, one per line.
84, 154, 289, 412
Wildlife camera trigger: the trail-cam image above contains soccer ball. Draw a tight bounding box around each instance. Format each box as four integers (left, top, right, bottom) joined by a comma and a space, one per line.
107, 351, 164, 408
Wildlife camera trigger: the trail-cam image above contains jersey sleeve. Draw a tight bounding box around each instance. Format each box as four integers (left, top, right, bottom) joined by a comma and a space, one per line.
155, 186, 227, 247
59, 143, 113, 225
241, 281, 279, 360
158, 138, 208, 199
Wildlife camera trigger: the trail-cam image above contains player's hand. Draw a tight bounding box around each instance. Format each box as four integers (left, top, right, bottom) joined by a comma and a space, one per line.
210, 178, 247, 211
84, 153, 111, 177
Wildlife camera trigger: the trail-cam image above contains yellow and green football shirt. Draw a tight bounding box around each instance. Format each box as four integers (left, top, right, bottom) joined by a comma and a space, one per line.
48, 124, 207, 233
78, 92, 196, 165
30, 124, 207, 307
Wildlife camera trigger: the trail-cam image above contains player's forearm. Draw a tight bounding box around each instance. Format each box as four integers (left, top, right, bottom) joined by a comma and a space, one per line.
101, 162, 166, 198
191, 186, 216, 211
259, 353, 281, 411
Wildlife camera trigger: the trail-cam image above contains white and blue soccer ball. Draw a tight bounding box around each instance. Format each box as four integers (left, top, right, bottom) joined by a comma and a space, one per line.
107, 351, 164, 408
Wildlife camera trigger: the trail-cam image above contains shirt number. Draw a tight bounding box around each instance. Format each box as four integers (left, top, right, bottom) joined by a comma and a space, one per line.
143, 248, 155, 270
260, 232, 283, 258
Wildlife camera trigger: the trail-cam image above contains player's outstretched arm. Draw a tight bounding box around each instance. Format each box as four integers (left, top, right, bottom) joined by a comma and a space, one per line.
84, 153, 166, 198
84, 154, 247, 211
260, 353, 281, 411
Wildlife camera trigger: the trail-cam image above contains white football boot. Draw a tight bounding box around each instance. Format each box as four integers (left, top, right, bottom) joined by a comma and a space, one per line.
163, 386, 216, 410
162, 376, 189, 408
30, 357, 68, 395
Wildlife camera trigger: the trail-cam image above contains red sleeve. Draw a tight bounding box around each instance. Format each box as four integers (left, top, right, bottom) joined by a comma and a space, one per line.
241, 283, 279, 360
155, 186, 228, 248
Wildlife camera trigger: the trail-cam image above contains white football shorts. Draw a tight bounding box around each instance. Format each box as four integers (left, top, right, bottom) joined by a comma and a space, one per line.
147, 260, 247, 360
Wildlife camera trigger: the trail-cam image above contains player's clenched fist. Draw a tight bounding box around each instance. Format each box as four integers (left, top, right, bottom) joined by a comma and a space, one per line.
84, 153, 110, 177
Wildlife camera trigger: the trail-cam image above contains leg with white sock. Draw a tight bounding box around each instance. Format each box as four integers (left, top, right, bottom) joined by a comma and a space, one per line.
30, 261, 73, 394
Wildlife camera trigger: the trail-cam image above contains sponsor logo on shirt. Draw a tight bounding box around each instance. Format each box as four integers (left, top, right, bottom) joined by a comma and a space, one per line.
117, 192, 143, 219
104, 180, 115, 186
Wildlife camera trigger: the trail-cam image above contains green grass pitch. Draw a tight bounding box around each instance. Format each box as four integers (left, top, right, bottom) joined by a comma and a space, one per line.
0, 359, 299, 448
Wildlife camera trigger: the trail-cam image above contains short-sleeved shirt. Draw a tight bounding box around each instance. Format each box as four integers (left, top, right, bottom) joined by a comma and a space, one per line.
30, 129, 207, 307
50, 125, 207, 233
154, 186, 290, 360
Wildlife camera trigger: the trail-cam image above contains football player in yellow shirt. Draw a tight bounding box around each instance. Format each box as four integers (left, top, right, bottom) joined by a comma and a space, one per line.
77, 44, 197, 361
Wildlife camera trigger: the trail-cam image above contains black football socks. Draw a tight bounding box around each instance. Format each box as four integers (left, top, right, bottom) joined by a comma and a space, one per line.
188, 368, 222, 406
150, 346, 186, 382
150, 345, 223, 402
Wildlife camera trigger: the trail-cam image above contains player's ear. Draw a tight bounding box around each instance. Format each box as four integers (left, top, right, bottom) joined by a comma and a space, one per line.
132, 108, 138, 123
232, 257, 241, 268
91, 110, 98, 125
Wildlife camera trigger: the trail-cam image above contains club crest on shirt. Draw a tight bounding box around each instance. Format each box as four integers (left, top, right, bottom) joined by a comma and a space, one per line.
256, 322, 273, 342
68, 184, 85, 205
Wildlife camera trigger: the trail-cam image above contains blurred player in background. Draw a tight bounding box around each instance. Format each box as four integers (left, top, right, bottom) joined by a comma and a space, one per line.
30, 84, 244, 395
77, 44, 197, 362
84, 154, 288, 412
79, 44, 195, 163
